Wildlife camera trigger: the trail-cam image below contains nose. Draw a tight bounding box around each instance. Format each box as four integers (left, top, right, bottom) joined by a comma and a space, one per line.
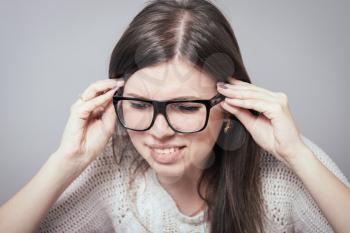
149, 113, 176, 139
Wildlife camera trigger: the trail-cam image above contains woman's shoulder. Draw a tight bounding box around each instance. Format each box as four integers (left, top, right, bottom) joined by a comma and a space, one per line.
259, 134, 350, 232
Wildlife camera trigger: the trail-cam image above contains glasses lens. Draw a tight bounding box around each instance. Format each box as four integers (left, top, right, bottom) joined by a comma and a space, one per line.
166, 102, 207, 133
117, 99, 153, 130
116, 99, 208, 133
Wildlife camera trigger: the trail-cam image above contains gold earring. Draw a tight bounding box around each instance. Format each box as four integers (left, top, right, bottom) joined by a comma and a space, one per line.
224, 120, 232, 134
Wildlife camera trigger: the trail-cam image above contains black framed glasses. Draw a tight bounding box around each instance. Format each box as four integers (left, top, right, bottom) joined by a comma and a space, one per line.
112, 87, 225, 134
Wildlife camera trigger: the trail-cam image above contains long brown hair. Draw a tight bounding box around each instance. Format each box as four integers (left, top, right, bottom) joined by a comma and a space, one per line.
108, 0, 267, 232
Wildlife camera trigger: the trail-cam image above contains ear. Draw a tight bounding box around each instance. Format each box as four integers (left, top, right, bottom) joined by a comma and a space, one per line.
216, 118, 247, 152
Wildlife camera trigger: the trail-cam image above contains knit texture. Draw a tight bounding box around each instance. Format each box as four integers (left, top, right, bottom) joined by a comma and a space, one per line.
38, 134, 350, 232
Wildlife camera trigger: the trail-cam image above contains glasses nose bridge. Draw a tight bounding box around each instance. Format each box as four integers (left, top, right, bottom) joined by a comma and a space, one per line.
153, 101, 169, 123
150, 100, 175, 133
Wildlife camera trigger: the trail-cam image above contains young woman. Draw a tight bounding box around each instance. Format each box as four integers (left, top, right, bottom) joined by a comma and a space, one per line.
1, 0, 349, 232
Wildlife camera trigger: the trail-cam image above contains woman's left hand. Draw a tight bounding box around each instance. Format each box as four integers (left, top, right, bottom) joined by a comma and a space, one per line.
217, 77, 306, 167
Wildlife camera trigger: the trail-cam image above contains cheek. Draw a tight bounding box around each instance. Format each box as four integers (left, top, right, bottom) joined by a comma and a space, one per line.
201, 107, 225, 146
187, 109, 224, 168
127, 130, 146, 156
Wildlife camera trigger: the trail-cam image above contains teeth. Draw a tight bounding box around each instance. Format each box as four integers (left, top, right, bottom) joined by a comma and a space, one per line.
153, 147, 179, 155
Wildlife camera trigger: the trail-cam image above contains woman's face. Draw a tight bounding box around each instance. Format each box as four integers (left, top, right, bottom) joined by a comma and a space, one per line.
123, 58, 225, 181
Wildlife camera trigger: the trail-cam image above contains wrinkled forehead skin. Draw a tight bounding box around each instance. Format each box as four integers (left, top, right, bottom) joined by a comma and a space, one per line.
124, 58, 218, 101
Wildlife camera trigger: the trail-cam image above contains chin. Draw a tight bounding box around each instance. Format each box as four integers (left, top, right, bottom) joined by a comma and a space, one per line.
151, 160, 187, 178
142, 150, 187, 179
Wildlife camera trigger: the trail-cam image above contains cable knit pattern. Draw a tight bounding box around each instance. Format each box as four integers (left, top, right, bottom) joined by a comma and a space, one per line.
38, 134, 350, 232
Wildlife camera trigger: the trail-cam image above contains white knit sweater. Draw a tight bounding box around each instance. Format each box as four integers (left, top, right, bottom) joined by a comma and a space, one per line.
38, 135, 350, 232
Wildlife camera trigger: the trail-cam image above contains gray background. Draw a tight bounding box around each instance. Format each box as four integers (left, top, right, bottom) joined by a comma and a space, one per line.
0, 0, 349, 204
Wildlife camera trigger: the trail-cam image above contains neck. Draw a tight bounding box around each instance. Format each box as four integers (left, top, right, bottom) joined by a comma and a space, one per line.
156, 165, 203, 189
155, 165, 208, 216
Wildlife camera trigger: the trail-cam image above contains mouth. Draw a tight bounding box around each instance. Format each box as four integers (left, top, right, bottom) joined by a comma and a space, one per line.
147, 145, 186, 164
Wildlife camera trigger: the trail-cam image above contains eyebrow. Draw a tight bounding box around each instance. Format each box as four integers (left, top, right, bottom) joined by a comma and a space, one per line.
124, 93, 201, 101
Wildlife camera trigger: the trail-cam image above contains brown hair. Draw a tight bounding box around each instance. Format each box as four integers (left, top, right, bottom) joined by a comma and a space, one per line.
108, 0, 267, 232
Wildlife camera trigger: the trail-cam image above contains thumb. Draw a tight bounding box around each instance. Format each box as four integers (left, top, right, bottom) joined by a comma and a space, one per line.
221, 101, 257, 132
101, 100, 116, 133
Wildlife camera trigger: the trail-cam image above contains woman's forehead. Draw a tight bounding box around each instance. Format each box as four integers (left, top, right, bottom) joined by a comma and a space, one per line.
124, 59, 217, 98
125, 74, 216, 100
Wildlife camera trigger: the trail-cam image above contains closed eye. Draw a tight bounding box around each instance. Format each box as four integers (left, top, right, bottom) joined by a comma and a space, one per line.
130, 101, 152, 109
170, 103, 202, 112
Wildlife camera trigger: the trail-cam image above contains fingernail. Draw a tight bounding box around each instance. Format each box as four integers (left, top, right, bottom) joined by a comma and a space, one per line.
116, 81, 125, 87
217, 82, 228, 89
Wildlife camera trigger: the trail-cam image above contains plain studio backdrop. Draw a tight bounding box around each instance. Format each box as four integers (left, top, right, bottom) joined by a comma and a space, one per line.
0, 0, 349, 204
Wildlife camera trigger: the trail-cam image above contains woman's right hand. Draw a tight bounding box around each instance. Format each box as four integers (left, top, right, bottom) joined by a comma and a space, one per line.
0, 78, 125, 233
55, 78, 125, 168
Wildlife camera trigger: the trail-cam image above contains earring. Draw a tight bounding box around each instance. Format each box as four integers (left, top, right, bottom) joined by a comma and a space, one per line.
224, 120, 232, 134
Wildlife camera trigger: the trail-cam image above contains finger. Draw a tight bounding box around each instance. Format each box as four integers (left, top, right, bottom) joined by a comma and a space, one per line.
90, 95, 115, 120
90, 106, 105, 119
225, 77, 274, 96
227, 83, 275, 97
80, 78, 124, 101
72, 86, 119, 121
220, 101, 257, 132
63, 88, 118, 147
217, 84, 276, 102
94, 96, 113, 114
82, 87, 119, 115
226, 77, 253, 87
224, 98, 280, 117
